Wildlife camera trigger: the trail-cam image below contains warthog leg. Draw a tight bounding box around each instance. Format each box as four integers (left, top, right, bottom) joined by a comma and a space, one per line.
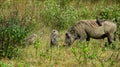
107, 33, 114, 44
86, 37, 90, 41
79, 31, 87, 41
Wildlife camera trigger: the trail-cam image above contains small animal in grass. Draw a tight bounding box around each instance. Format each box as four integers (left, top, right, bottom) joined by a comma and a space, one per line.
50, 29, 59, 47
25, 34, 37, 45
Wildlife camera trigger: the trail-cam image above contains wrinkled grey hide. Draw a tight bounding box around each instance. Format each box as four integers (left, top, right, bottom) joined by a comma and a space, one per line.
50, 29, 59, 47
63, 20, 117, 46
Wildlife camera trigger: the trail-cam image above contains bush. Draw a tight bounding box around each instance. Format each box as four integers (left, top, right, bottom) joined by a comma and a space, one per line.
0, 10, 34, 58
40, 0, 79, 30
0, 61, 12, 67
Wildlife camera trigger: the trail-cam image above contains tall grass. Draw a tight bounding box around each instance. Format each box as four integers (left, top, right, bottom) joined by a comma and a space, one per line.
0, 0, 36, 58
40, 0, 120, 30
0, 0, 120, 66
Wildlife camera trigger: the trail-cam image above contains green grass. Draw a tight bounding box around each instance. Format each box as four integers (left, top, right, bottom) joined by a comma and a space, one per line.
1, 28, 120, 67
0, 0, 120, 67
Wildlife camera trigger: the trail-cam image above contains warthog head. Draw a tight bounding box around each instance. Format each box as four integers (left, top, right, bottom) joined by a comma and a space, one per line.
63, 28, 79, 46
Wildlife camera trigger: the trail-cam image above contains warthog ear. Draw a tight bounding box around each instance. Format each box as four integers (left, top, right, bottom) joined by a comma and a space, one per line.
65, 33, 70, 38
65, 33, 68, 36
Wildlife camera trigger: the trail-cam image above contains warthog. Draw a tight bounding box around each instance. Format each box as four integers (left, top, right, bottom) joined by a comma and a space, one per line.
63, 20, 117, 46
50, 29, 59, 47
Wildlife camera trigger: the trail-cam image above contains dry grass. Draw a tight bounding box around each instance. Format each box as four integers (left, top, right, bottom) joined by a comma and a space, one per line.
0, 0, 120, 67
1, 27, 120, 67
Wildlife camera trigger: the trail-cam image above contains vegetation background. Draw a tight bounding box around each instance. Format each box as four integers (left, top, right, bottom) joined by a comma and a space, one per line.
0, 0, 120, 67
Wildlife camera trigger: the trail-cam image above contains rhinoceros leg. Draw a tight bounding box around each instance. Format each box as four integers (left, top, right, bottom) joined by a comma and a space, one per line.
107, 33, 114, 44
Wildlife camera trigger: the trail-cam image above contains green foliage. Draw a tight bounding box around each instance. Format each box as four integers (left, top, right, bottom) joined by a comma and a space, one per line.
71, 42, 98, 65
99, 5, 120, 34
0, 0, 120, 66
0, 10, 35, 58
16, 62, 30, 67
40, 0, 120, 31
79, 7, 90, 19
40, 0, 79, 30
70, 40, 120, 66
40, 0, 61, 28
0, 61, 12, 67
99, 5, 120, 20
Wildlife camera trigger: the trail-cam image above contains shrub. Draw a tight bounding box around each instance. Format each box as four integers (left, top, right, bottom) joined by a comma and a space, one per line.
40, 0, 79, 30
71, 42, 98, 65
0, 10, 34, 58
0, 61, 12, 67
